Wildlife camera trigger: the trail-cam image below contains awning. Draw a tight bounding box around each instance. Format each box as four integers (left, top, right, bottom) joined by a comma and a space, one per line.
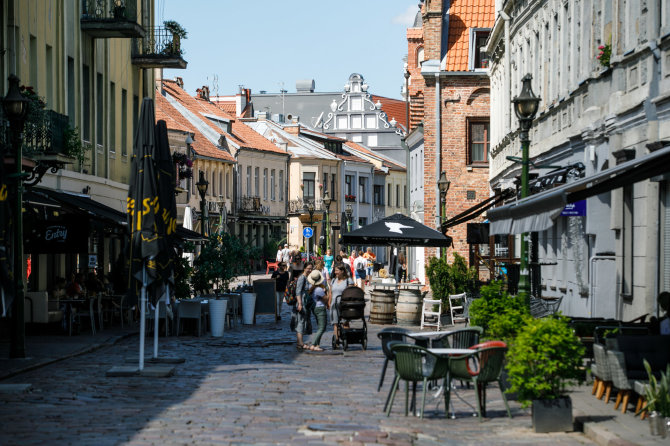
176, 226, 207, 243
32, 188, 127, 228
441, 190, 513, 231
488, 144, 670, 234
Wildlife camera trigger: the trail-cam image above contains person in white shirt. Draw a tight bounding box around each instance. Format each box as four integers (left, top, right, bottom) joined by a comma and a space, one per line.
281, 244, 291, 264
353, 250, 367, 288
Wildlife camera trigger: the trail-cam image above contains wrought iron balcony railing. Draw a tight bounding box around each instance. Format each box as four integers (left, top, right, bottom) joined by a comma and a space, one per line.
80, 0, 145, 38
238, 195, 261, 213
131, 27, 187, 69
288, 198, 329, 214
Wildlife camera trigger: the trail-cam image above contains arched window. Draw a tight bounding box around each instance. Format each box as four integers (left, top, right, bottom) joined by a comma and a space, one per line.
416, 46, 425, 66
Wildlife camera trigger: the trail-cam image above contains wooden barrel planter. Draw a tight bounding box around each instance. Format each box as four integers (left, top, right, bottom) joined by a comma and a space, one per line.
369, 289, 395, 325
396, 288, 422, 326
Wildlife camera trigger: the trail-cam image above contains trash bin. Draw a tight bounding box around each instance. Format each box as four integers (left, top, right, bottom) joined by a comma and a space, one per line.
209, 298, 228, 337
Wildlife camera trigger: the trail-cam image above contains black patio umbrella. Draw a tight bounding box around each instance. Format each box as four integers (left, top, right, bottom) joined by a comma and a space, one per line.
341, 213, 453, 248
127, 98, 163, 370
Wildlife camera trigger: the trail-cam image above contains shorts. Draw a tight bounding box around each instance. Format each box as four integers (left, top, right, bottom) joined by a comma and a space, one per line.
366, 266, 373, 276
355, 269, 366, 279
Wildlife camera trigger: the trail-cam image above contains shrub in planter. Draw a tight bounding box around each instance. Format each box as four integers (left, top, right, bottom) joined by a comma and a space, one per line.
506, 315, 585, 432
425, 251, 476, 311
641, 360, 670, 436
469, 281, 528, 336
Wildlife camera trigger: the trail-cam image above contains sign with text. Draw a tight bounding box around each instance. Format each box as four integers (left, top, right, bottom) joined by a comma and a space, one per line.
561, 200, 586, 217
25, 215, 89, 254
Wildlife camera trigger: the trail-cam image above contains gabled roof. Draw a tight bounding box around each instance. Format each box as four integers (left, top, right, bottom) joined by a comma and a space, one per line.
161, 80, 287, 156
371, 95, 408, 132
155, 93, 235, 162
344, 141, 406, 172
444, 0, 495, 72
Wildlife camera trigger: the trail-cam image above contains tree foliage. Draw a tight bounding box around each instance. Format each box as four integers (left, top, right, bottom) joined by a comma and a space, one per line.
469, 281, 529, 339
425, 251, 477, 310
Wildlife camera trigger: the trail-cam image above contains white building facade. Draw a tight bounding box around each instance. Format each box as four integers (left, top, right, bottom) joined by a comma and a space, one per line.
486, 0, 670, 319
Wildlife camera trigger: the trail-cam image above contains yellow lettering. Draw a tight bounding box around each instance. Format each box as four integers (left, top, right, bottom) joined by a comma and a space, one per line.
0, 184, 7, 201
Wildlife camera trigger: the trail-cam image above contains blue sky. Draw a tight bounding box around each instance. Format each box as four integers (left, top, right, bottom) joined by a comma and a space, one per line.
157, 0, 418, 99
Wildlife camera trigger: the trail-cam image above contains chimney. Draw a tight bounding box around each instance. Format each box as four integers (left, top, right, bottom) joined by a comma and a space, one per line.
285, 124, 300, 135
236, 85, 247, 117
197, 85, 210, 101
174, 76, 184, 89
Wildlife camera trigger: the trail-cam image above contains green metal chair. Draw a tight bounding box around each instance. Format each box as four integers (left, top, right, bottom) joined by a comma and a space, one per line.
446, 341, 511, 421
432, 326, 483, 349
386, 344, 450, 419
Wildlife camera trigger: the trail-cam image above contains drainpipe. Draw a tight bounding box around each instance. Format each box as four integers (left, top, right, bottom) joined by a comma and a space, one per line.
434, 73, 441, 256
500, 11, 512, 132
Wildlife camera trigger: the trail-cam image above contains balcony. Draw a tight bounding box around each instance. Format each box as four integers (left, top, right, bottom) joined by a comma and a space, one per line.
344, 194, 356, 203
80, 0, 145, 38
1, 109, 75, 186
238, 196, 261, 214
131, 27, 187, 69
288, 198, 330, 215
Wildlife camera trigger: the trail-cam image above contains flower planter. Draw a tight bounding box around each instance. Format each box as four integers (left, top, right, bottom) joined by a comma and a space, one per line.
241, 292, 256, 325
648, 412, 669, 437
209, 298, 228, 337
531, 396, 573, 433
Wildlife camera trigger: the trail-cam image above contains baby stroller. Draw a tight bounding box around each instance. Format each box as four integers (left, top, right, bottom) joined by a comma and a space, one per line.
332, 285, 367, 351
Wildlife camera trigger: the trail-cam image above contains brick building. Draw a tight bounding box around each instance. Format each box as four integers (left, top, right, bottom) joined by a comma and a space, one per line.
407, 0, 494, 268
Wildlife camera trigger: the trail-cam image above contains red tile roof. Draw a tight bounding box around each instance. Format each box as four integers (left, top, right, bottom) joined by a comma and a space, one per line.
344, 141, 406, 172
444, 0, 495, 72
155, 93, 234, 162
371, 95, 408, 132
161, 80, 287, 156
214, 101, 236, 116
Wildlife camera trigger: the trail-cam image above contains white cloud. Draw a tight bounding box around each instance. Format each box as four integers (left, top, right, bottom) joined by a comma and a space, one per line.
392, 5, 418, 26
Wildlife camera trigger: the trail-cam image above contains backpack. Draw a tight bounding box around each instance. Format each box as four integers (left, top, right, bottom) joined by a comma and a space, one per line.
284, 277, 298, 306
356, 259, 366, 272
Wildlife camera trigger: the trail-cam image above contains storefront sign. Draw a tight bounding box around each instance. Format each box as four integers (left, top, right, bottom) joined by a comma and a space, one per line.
561, 200, 586, 216
26, 216, 89, 253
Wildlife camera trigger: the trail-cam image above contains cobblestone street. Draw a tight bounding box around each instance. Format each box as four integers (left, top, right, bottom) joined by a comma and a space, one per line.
0, 305, 593, 446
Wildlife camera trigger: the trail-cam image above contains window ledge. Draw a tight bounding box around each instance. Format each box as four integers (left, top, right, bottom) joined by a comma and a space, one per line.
466, 163, 489, 169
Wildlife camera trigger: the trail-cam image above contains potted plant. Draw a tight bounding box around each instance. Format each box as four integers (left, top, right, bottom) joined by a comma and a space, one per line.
641, 360, 670, 436
425, 251, 476, 322
506, 315, 585, 432
162, 20, 187, 55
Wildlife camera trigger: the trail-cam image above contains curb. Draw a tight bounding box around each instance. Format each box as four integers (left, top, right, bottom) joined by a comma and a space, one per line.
575, 410, 640, 446
0, 331, 139, 381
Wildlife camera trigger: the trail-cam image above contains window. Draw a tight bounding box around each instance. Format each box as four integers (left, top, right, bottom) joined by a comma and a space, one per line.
46, 45, 53, 108
109, 82, 116, 153
226, 171, 231, 198
345, 175, 354, 196
303, 172, 315, 201
132, 95, 138, 150
388, 184, 392, 206
246, 166, 251, 195
416, 46, 425, 65
337, 116, 347, 129
323, 173, 328, 194
330, 174, 336, 200
351, 97, 363, 111
358, 217, 367, 227
263, 168, 268, 200
470, 29, 491, 70
67, 57, 75, 127
279, 170, 284, 201
219, 171, 223, 196
403, 186, 407, 208
395, 185, 400, 207
468, 120, 490, 164
211, 171, 215, 197
368, 134, 378, 147
366, 115, 377, 129
351, 115, 362, 129
254, 167, 260, 196
271, 169, 276, 200
374, 185, 383, 205
96, 73, 103, 145
622, 185, 634, 299
83, 65, 90, 141
352, 134, 362, 143
121, 89, 127, 156
359, 177, 368, 202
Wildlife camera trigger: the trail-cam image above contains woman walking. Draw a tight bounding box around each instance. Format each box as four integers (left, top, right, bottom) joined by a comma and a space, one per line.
293, 262, 315, 351
329, 264, 353, 347
307, 270, 327, 351
323, 248, 334, 281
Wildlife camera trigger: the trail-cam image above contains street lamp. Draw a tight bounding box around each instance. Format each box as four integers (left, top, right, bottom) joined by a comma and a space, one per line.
303, 202, 315, 260
511, 74, 541, 297
323, 191, 331, 251
4, 74, 29, 358
437, 171, 450, 257
196, 170, 209, 237
345, 203, 353, 232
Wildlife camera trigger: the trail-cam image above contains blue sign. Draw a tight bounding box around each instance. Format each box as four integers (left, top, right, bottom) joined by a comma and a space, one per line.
561, 200, 586, 216
303, 227, 313, 238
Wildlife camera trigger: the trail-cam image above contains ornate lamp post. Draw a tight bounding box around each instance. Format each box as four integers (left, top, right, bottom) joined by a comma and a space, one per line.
196, 170, 209, 237
4, 75, 29, 358
512, 74, 541, 297
303, 202, 315, 260
437, 171, 450, 257
323, 191, 331, 251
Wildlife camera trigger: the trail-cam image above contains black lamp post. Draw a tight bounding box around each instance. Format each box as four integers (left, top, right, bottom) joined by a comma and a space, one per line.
512, 74, 541, 297
323, 191, 331, 251
4, 74, 29, 358
437, 171, 450, 257
303, 201, 315, 259
196, 170, 209, 237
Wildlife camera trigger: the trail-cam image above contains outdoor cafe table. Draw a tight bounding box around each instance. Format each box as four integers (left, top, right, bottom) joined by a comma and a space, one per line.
59, 298, 93, 336
428, 348, 474, 356
407, 330, 456, 347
